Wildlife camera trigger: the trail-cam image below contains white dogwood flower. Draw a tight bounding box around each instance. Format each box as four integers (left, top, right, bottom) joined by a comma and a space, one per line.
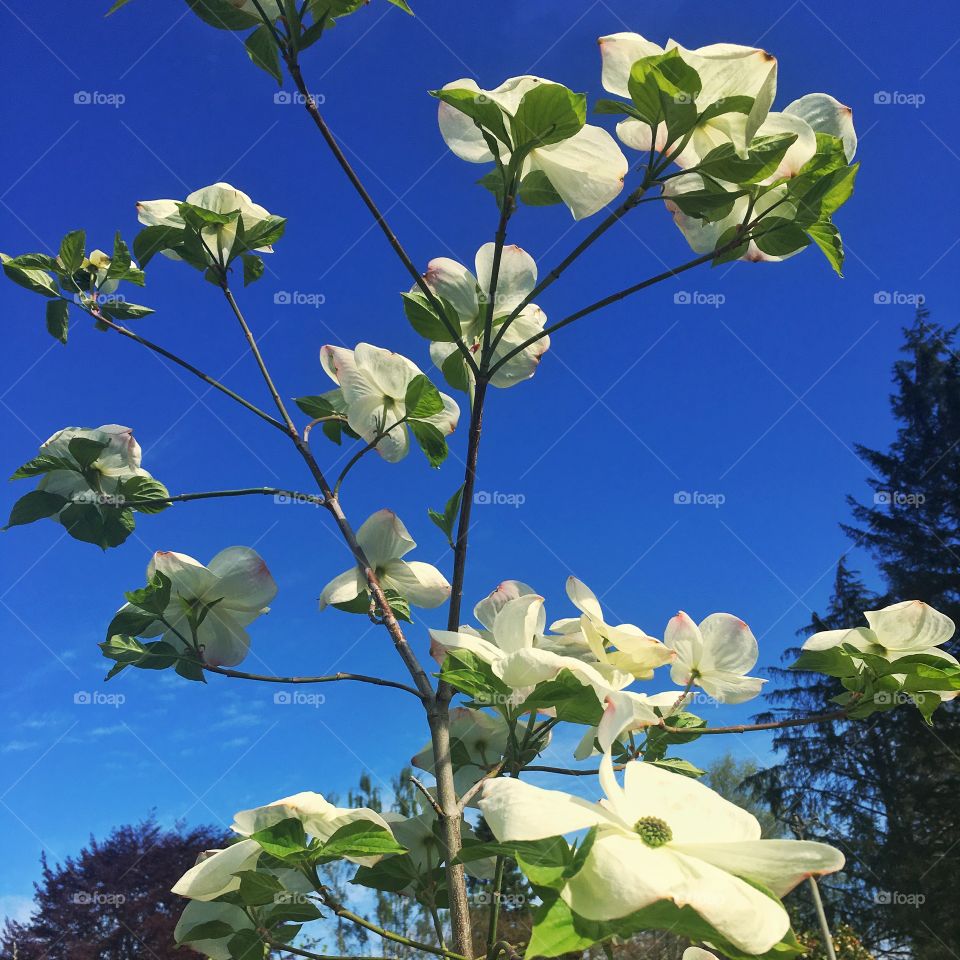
36, 424, 149, 506
137, 181, 275, 265
803, 600, 958, 700
549, 577, 675, 679
320, 343, 459, 462
438, 76, 627, 219
319, 509, 451, 611
664, 611, 765, 704
478, 755, 844, 954
120, 547, 277, 667
430, 593, 631, 702
421, 243, 550, 389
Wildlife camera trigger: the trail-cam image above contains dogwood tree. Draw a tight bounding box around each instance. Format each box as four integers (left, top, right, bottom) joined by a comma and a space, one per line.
5, 3, 956, 960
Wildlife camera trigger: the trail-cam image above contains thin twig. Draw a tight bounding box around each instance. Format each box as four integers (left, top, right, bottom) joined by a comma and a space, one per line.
93, 312, 286, 432
458, 759, 505, 811
92, 487, 325, 508
204, 663, 424, 698
410, 774, 444, 816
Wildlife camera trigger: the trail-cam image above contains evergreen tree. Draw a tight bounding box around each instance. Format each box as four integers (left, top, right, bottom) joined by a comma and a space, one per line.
754, 309, 960, 960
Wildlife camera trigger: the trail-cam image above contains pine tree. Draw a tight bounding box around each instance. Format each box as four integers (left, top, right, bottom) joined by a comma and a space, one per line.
754, 309, 960, 960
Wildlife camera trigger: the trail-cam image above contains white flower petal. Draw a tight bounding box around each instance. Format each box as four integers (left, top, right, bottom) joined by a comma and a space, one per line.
698, 612, 758, 674
437, 79, 494, 163
492, 594, 546, 654
171, 840, 261, 901
422, 256, 481, 325
479, 775, 613, 840
318, 567, 365, 610
784, 92, 857, 161
663, 611, 704, 673
475, 243, 537, 316
207, 546, 277, 611
529, 125, 628, 220
598, 32, 664, 98
672, 838, 844, 897
382, 559, 451, 609
864, 600, 955, 653
474, 580, 537, 631
357, 509, 415, 566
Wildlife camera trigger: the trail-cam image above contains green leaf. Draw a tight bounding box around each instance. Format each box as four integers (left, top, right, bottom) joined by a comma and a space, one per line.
752, 216, 811, 257
226, 929, 265, 960
404, 374, 445, 419
806, 220, 844, 276
263, 897, 322, 925
646, 757, 705, 778
235, 215, 286, 255
5, 490, 67, 529
697, 95, 755, 123
409, 420, 448, 468
59, 502, 134, 550
440, 348, 471, 394
593, 98, 643, 118
242, 254, 264, 286
249, 818, 310, 860
319, 820, 407, 860
518, 169, 563, 207
45, 299, 69, 344
99, 300, 155, 320
177, 920, 234, 943
789, 163, 859, 227
668, 187, 744, 222
1, 256, 60, 297
711, 224, 751, 266
385, 0, 413, 11
68, 437, 107, 471
439, 649, 512, 705
178, 202, 240, 230
428, 483, 464, 547
352, 855, 421, 894
10, 453, 78, 480
117, 475, 171, 514
235, 869, 284, 906
58, 230, 86, 273
697, 133, 798, 184
133, 225, 186, 267
401, 292, 461, 343
186, 0, 261, 30
294, 394, 341, 419
511, 83, 585, 148
520, 670, 605, 726
106, 233, 132, 280
627, 50, 700, 139
429, 87, 511, 153
106, 0, 137, 12
124, 570, 172, 616
245, 24, 283, 84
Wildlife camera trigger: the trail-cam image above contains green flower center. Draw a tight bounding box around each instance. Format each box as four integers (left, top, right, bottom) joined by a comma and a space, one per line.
634, 816, 672, 847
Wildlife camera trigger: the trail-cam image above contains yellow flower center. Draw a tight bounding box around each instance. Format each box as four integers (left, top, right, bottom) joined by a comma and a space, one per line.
634, 816, 672, 847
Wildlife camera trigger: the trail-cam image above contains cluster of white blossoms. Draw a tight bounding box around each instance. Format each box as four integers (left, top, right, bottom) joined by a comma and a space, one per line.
115, 547, 278, 667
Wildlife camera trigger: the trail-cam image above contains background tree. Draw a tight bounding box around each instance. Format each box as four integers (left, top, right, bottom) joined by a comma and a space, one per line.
0, 816, 228, 960
753, 308, 960, 960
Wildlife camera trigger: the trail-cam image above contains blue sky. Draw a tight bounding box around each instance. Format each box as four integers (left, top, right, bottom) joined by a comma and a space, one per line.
1, 0, 958, 924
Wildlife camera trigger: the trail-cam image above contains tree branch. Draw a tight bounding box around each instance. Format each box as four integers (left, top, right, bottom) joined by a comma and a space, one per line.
102, 487, 325, 508
93, 311, 286, 432
281, 52, 479, 376
203, 663, 424, 698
